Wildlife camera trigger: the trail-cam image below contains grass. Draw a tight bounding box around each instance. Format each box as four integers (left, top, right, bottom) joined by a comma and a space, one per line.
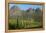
8, 17, 42, 30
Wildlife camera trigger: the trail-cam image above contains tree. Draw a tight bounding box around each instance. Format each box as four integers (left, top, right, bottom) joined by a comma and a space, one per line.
34, 8, 43, 24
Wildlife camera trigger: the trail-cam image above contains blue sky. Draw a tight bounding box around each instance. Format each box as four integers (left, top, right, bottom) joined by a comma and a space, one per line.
9, 4, 43, 10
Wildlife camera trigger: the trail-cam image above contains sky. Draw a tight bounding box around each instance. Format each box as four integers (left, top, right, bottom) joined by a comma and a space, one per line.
9, 4, 43, 10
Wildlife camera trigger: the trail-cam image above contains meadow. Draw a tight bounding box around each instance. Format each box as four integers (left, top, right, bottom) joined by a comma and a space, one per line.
8, 16, 42, 30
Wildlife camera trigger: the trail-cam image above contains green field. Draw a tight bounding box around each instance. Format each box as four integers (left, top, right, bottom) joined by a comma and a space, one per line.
8, 17, 42, 30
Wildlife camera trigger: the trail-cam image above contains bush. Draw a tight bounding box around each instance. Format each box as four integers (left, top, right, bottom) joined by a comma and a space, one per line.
8, 22, 16, 30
